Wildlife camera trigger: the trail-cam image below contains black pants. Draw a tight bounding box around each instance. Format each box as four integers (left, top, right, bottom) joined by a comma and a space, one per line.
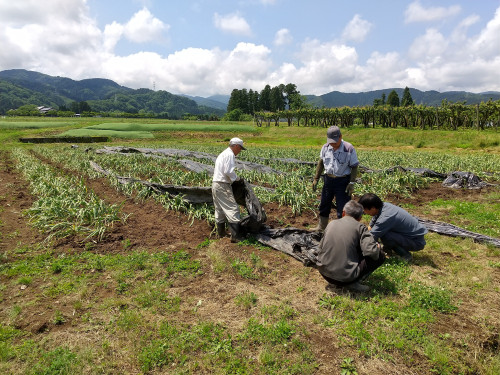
381, 232, 426, 252
320, 251, 386, 286
319, 175, 350, 219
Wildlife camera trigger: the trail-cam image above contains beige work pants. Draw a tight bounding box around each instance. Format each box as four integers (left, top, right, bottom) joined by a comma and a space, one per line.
212, 181, 241, 224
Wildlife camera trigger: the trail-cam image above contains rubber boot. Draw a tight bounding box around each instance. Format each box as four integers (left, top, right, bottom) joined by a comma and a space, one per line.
216, 222, 227, 238
309, 216, 329, 232
228, 222, 245, 243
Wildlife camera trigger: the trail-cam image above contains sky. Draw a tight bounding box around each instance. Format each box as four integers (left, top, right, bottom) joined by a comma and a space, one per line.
1, 0, 500, 97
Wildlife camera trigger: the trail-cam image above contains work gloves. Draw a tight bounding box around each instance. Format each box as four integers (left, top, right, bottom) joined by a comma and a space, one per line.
346, 166, 358, 196
345, 182, 355, 196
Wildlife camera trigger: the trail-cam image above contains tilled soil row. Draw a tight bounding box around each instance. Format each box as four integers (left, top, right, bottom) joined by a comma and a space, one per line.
27, 149, 213, 254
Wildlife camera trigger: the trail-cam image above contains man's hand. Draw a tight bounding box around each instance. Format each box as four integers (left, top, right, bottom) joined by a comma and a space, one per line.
345, 182, 355, 196
312, 179, 318, 192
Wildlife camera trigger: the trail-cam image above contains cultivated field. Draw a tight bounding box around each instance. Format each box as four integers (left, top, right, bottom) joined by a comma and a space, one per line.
0, 118, 499, 374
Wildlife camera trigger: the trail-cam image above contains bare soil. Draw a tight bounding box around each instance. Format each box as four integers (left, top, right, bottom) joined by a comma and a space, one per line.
1, 150, 499, 374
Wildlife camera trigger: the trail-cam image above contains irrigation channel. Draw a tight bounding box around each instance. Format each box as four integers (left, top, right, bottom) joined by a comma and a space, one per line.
90, 146, 500, 264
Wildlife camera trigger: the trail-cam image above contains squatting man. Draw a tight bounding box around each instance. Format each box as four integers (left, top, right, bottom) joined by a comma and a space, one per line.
212, 137, 247, 243
358, 193, 428, 262
316, 200, 386, 293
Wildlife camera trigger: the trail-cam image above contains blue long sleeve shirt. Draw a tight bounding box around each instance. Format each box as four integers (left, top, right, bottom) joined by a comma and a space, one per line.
369, 202, 428, 241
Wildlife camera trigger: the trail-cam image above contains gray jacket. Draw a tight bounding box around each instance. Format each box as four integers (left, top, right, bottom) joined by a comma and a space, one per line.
317, 216, 380, 283
369, 202, 428, 242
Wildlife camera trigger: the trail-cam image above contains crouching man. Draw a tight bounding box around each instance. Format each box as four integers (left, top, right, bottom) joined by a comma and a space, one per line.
358, 193, 427, 262
317, 200, 386, 293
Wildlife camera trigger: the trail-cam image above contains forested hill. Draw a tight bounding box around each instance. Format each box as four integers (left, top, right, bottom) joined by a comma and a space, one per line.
306, 88, 500, 107
2, 69, 499, 116
0, 69, 225, 117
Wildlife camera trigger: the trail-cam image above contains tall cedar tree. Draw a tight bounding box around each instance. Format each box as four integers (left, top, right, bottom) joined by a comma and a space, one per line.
227, 83, 302, 113
387, 90, 400, 107
401, 86, 414, 107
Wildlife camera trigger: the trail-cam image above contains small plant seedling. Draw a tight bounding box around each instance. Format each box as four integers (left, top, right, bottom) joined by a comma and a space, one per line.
340, 357, 357, 375
53, 311, 66, 325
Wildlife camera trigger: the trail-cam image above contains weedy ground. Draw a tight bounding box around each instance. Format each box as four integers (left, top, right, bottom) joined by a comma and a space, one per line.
0, 121, 499, 374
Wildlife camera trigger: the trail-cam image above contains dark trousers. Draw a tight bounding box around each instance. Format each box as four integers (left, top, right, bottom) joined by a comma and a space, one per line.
320, 251, 386, 286
319, 175, 350, 219
381, 232, 426, 252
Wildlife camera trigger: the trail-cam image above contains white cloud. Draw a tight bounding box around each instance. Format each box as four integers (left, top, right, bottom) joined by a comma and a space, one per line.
213, 12, 252, 36
123, 7, 169, 43
274, 28, 292, 46
98, 43, 273, 96
451, 14, 480, 43
277, 39, 358, 94
0, 0, 88, 26
408, 28, 448, 62
472, 7, 500, 59
405, 1, 461, 23
342, 14, 373, 43
103, 22, 124, 52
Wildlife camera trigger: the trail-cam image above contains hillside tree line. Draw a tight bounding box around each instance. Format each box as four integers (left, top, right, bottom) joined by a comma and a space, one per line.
224, 83, 306, 121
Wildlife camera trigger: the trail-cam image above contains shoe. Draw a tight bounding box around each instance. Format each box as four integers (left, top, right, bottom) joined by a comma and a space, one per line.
381, 245, 393, 256
393, 246, 413, 262
344, 281, 370, 292
325, 283, 339, 293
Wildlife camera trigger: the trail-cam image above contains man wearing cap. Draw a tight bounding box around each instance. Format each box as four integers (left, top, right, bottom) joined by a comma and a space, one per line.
311, 126, 359, 232
212, 137, 246, 242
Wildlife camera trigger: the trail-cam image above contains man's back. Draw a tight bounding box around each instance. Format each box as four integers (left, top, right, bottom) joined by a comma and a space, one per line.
317, 216, 379, 283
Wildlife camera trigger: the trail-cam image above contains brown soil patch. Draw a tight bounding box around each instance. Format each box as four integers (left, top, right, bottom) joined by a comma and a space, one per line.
0, 151, 44, 255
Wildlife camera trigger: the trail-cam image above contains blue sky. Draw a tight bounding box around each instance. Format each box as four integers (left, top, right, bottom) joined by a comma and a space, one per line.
1, 0, 499, 96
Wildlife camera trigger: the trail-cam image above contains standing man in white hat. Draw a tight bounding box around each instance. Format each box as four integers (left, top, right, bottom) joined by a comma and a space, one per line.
212, 137, 246, 242
311, 126, 359, 232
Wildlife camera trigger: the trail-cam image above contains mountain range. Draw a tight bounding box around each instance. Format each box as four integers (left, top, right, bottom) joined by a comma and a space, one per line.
1, 69, 499, 116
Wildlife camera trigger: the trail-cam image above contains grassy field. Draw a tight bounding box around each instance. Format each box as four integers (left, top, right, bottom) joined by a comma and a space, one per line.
1, 116, 500, 150
0, 118, 499, 374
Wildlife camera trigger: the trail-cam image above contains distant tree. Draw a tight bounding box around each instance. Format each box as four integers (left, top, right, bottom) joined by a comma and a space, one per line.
79, 101, 91, 112
283, 83, 301, 109
387, 90, 400, 107
227, 82, 302, 114
70, 101, 80, 113
240, 89, 249, 114
401, 86, 414, 107
259, 85, 272, 111
270, 86, 285, 111
248, 89, 260, 114
227, 89, 240, 113
373, 92, 386, 107
227, 89, 249, 114
8, 104, 40, 116
224, 108, 244, 121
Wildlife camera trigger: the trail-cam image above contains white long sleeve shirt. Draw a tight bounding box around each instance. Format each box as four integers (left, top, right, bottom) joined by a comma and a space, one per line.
213, 147, 238, 183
